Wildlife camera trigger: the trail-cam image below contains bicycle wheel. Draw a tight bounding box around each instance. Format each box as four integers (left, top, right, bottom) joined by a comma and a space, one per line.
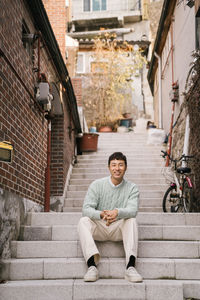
162, 185, 183, 213
182, 180, 193, 212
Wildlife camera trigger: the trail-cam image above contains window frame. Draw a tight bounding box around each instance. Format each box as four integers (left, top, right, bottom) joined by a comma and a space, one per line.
22, 20, 32, 57
76, 53, 85, 73
83, 0, 107, 12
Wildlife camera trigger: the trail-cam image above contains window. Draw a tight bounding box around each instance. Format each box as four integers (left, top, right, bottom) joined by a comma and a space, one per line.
84, 0, 90, 11
83, 0, 106, 12
77, 53, 85, 73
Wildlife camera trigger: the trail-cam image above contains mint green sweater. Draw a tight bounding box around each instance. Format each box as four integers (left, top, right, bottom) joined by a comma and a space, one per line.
82, 176, 139, 220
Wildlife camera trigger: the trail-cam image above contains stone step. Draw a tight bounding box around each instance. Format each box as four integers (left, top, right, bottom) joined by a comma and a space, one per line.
75, 162, 163, 168
74, 162, 163, 168
3, 279, 200, 300
77, 154, 164, 160
26, 212, 200, 226
19, 224, 200, 242
77, 155, 163, 160
63, 206, 163, 213
80, 149, 164, 155
11, 240, 200, 259
70, 173, 165, 180
97, 133, 147, 137
70, 178, 167, 185
67, 184, 167, 192
98, 142, 152, 145
97, 136, 151, 141
64, 198, 163, 208
2, 258, 200, 281
96, 143, 162, 147
66, 190, 164, 198
72, 167, 164, 174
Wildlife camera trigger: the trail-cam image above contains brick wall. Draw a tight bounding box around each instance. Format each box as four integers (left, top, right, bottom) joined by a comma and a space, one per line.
0, 0, 50, 205
43, 0, 67, 62
71, 78, 82, 106
0, 0, 78, 258
0, 0, 75, 204
51, 115, 65, 195
50, 94, 75, 196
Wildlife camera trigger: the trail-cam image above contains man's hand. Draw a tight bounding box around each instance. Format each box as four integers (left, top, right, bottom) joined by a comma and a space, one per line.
100, 209, 118, 226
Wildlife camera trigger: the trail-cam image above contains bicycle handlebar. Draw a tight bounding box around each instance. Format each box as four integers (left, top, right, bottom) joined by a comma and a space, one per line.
161, 150, 194, 162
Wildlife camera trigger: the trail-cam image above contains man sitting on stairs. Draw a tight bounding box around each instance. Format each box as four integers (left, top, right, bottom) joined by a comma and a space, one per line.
78, 152, 143, 283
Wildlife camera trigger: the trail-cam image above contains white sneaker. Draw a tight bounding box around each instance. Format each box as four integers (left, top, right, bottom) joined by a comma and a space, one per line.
84, 266, 99, 282
125, 267, 143, 283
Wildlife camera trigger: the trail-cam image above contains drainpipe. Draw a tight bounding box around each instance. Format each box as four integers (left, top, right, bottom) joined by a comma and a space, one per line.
154, 52, 162, 129
44, 119, 51, 212
166, 19, 175, 167
182, 114, 190, 167
141, 67, 146, 114
37, 32, 41, 81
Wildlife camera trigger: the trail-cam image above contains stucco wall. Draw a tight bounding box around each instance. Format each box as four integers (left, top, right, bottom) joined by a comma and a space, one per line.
160, 3, 195, 134
72, 0, 140, 17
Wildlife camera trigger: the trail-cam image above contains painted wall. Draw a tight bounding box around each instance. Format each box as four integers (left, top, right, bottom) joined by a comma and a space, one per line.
157, 2, 195, 133
72, 0, 140, 17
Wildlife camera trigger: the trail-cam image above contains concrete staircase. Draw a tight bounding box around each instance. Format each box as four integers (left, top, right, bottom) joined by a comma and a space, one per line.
1, 126, 200, 300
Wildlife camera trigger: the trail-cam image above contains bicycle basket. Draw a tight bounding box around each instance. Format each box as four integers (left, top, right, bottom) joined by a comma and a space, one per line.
161, 166, 174, 183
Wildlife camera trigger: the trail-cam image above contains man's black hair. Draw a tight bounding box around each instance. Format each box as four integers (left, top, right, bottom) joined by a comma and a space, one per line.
108, 152, 127, 167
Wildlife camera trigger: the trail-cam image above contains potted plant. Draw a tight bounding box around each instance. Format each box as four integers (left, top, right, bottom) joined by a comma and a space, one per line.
76, 132, 99, 153
81, 33, 146, 132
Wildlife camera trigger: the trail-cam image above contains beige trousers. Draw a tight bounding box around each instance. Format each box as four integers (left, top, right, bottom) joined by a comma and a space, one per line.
77, 217, 138, 265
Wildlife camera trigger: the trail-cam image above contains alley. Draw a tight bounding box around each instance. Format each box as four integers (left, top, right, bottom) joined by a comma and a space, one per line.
1, 0, 200, 299
1, 121, 200, 300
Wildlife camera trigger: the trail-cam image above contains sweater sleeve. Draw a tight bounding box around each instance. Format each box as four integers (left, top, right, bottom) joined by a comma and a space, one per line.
116, 184, 139, 219
82, 181, 101, 219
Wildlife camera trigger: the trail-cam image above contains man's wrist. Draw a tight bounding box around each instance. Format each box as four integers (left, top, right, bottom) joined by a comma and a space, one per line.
100, 211, 104, 219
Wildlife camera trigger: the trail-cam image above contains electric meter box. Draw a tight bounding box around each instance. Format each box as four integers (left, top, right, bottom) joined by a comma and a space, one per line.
0, 141, 14, 163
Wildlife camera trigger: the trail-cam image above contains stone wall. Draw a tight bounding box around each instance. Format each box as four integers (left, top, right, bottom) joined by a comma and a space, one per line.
187, 80, 200, 210
171, 89, 200, 211
0, 188, 42, 258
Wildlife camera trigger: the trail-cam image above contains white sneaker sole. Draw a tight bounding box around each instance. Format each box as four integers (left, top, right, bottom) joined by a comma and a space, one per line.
124, 275, 143, 283
84, 276, 99, 282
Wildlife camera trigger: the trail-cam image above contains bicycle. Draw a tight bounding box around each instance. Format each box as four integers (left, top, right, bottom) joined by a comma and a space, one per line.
161, 150, 194, 213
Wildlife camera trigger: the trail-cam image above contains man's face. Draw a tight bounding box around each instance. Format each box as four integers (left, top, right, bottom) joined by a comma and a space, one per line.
108, 159, 127, 182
